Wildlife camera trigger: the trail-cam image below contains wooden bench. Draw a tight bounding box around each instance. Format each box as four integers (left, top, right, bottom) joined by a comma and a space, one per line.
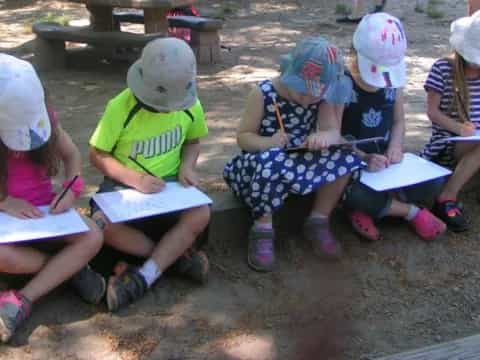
32, 22, 164, 70
113, 12, 224, 64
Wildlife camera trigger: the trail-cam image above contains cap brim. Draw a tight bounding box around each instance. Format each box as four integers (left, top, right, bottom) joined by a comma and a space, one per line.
357, 52, 406, 88
127, 61, 197, 112
450, 27, 480, 65
0, 105, 51, 151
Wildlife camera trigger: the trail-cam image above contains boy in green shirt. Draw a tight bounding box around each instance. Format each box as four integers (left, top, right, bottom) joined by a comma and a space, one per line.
89, 38, 210, 312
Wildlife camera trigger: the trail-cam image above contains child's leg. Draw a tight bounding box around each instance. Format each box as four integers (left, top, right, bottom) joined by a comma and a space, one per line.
149, 205, 210, 272
20, 217, 102, 303
431, 143, 480, 232
304, 174, 350, 258
0, 218, 102, 343
351, 0, 364, 18
106, 205, 210, 311
311, 174, 351, 217
0, 245, 48, 275
93, 210, 156, 257
438, 143, 480, 201
337, 0, 364, 22
0, 245, 48, 341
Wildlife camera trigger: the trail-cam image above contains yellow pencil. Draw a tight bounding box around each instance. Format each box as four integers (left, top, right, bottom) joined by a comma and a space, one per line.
272, 98, 285, 133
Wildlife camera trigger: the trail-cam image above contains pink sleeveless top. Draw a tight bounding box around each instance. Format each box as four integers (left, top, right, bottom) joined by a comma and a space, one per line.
6, 107, 57, 206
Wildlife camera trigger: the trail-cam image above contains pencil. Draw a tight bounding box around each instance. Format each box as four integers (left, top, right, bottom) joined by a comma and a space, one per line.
272, 98, 285, 132
52, 174, 79, 210
128, 156, 156, 177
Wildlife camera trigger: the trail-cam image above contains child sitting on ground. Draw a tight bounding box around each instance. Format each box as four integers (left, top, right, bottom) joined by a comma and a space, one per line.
0, 54, 104, 342
89, 38, 210, 312
223, 37, 364, 272
420, 11, 480, 232
339, 12, 446, 241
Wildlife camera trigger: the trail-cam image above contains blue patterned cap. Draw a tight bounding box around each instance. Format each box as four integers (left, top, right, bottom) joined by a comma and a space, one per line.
279, 37, 352, 104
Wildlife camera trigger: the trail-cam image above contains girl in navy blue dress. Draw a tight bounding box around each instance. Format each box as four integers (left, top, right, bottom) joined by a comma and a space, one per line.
223, 37, 363, 272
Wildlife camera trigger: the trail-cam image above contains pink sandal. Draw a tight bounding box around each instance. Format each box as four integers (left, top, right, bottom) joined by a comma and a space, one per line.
348, 211, 382, 242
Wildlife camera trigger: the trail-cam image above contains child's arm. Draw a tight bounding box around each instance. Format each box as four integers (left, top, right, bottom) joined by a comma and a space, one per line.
49, 125, 83, 214
386, 89, 405, 164
237, 87, 289, 152
305, 101, 342, 149
426, 90, 476, 136
178, 139, 201, 186
0, 196, 43, 219
335, 104, 389, 172
89, 147, 165, 194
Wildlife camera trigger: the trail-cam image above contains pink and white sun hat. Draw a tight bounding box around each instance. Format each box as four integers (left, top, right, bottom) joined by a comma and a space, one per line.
450, 10, 480, 65
0, 54, 51, 151
353, 12, 407, 88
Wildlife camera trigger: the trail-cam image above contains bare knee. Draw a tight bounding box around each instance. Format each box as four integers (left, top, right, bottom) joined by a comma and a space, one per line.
456, 143, 480, 162
0, 246, 18, 272
0, 245, 40, 273
64, 216, 104, 252
179, 205, 211, 236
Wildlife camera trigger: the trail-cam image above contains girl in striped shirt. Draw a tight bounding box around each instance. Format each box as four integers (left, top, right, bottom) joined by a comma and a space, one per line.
421, 11, 480, 232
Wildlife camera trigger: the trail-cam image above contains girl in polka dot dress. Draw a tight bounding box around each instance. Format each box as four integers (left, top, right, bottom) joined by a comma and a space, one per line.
223, 37, 364, 272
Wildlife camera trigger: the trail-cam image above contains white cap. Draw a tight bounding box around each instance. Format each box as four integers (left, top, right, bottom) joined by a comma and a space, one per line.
0, 54, 51, 151
353, 12, 407, 88
450, 10, 480, 65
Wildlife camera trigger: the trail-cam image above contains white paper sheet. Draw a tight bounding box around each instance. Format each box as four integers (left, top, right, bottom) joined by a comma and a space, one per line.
92, 182, 213, 223
0, 206, 89, 244
360, 153, 451, 191
445, 129, 480, 141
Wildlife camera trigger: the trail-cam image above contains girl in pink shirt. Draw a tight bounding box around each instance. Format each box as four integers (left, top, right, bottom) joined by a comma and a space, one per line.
0, 54, 104, 343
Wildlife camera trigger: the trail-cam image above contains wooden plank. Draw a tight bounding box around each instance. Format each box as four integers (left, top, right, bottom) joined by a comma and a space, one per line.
375, 334, 480, 360
32, 23, 163, 46
64, 0, 193, 9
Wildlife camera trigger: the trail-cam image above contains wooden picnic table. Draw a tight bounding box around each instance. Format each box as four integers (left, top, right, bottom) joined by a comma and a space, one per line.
64, 0, 195, 33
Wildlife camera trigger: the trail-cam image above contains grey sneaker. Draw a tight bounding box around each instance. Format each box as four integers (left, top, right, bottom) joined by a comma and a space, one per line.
303, 217, 342, 259
170, 249, 209, 284
71, 265, 106, 305
0, 290, 31, 343
106, 266, 147, 312
247, 227, 275, 272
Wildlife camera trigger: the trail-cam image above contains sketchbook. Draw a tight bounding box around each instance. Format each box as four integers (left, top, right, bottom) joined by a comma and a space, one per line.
360, 153, 451, 191
92, 182, 213, 223
0, 206, 89, 244
445, 129, 480, 142
286, 136, 385, 153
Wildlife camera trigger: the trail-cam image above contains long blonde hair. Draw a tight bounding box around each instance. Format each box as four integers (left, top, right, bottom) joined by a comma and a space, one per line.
448, 51, 470, 123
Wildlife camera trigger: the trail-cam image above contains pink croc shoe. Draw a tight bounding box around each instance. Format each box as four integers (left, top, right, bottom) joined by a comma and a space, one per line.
348, 211, 382, 242
410, 208, 446, 241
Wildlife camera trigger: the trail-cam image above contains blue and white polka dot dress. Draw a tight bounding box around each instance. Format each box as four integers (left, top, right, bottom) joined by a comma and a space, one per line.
223, 80, 363, 219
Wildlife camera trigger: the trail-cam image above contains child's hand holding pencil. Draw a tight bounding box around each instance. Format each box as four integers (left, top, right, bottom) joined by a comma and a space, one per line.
50, 175, 78, 214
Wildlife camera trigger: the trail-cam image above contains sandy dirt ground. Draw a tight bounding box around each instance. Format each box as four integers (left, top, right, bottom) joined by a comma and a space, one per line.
1, 1, 480, 359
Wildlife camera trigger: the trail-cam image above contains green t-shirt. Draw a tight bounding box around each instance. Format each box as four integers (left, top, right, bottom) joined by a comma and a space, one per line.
89, 89, 208, 178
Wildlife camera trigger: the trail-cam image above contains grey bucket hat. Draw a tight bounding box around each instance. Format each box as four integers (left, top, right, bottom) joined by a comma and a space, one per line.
127, 38, 197, 112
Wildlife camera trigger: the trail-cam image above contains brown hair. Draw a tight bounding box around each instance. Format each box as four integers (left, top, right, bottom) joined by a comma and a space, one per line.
448, 51, 470, 123
347, 47, 361, 79
0, 102, 60, 196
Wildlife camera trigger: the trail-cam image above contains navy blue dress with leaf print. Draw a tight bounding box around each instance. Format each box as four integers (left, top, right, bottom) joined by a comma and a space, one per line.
223, 80, 364, 219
